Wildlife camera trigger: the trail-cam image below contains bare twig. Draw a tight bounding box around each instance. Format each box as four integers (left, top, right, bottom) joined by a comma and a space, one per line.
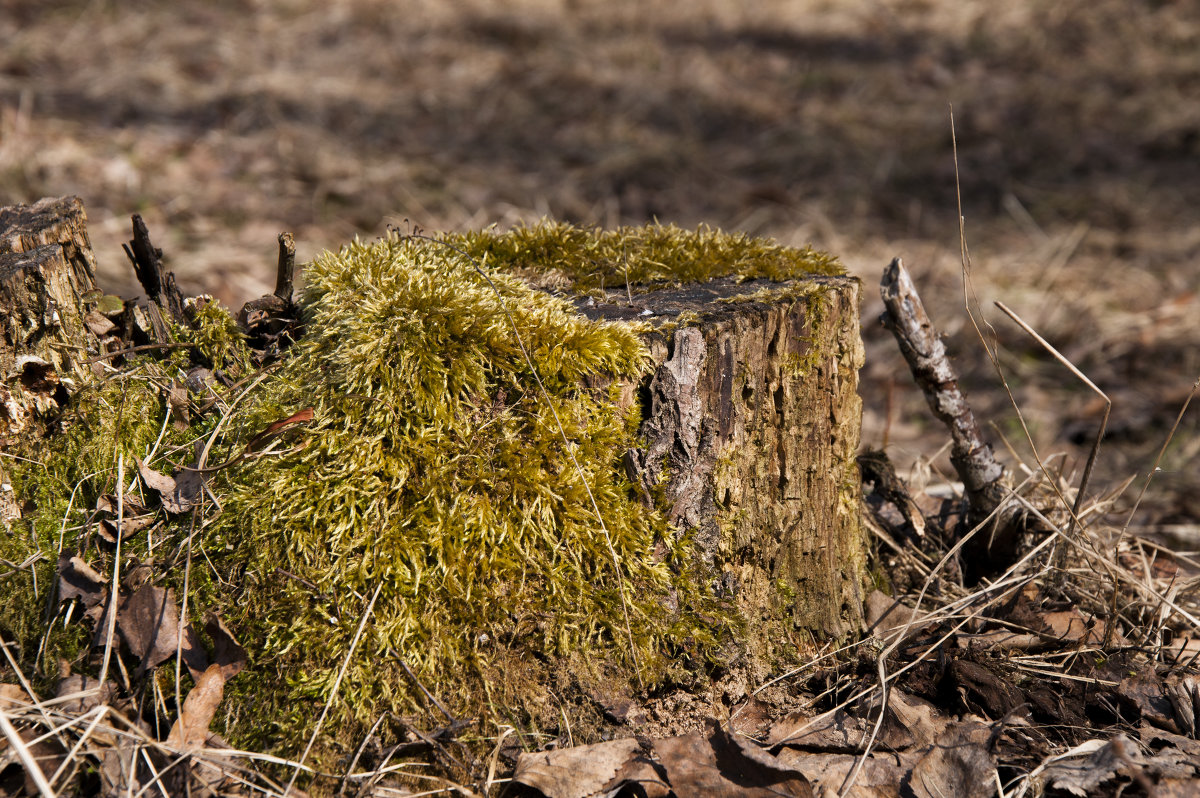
274, 232, 297, 305
879, 258, 1012, 566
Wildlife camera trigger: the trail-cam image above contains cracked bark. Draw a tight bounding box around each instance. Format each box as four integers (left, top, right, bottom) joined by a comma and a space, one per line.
579, 274, 867, 670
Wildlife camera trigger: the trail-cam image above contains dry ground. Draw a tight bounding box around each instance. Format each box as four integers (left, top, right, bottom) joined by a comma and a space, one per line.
2, 0, 1198, 537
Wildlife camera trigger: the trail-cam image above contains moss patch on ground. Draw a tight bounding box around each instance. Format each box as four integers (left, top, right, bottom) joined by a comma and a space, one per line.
3, 222, 843, 781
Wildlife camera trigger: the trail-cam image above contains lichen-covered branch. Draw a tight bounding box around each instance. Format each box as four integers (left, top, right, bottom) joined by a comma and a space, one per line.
879, 258, 1012, 562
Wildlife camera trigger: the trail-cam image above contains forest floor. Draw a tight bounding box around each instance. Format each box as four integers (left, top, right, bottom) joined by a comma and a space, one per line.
3, 1, 1200, 794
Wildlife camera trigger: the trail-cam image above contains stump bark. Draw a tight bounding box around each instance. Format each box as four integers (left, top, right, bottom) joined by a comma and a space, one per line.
1, 196, 103, 446
580, 275, 867, 665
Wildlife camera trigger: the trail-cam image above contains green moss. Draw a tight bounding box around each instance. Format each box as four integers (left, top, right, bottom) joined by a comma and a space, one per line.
206, 230, 753, 759
0, 367, 196, 686
180, 297, 253, 373
450, 221, 843, 292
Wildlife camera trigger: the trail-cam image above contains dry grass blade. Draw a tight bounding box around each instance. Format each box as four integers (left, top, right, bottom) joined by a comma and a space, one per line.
0, 710, 56, 797
283, 581, 384, 796
99, 452, 125, 687
994, 300, 1110, 545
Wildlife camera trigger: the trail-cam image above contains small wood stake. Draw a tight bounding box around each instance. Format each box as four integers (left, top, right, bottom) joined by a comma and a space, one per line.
880, 257, 1014, 570
274, 231, 296, 305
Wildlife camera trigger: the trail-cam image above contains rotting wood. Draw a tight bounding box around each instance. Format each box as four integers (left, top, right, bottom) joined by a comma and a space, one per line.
273, 231, 296, 305
580, 273, 867, 666
1, 196, 104, 444
123, 213, 189, 343
879, 257, 1016, 572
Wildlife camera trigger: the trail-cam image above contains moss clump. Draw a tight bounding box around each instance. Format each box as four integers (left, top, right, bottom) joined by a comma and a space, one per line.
180, 297, 253, 372
209, 230, 747, 759
449, 220, 843, 291
5, 221, 845, 783
0, 367, 199, 688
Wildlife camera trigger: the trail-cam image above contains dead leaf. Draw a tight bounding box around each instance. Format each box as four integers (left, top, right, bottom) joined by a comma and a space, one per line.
0, 682, 29, 709
181, 613, 248, 683
167, 380, 190, 430
730, 695, 773, 739
767, 709, 873, 751
1117, 668, 1176, 731
513, 737, 644, 798
948, 659, 1025, 719
1043, 736, 1136, 796
865, 590, 929, 642
84, 310, 117, 336
117, 583, 184, 672
57, 554, 107, 609
135, 455, 204, 514
95, 492, 156, 543
653, 722, 812, 798
1040, 609, 1105, 645
55, 674, 119, 716
907, 721, 995, 798
166, 664, 226, 751
773, 749, 913, 798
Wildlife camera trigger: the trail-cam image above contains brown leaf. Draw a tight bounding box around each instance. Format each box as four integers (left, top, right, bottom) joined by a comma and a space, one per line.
244, 407, 315, 453
1117, 667, 1176, 731
117, 583, 184, 672
865, 590, 929, 643
181, 613, 247, 683
907, 721, 995, 798
653, 723, 812, 798
774, 748, 912, 797
768, 710, 874, 752
167, 380, 190, 430
166, 664, 226, 751
513, 738, 645, 798
1042, 736, 1137, 796
948, 659, 1025, 719
55, 674, 119, 716
0, 682, 30, 709
205, 613, 247, 680
84, 309, 117, 336
57, 554, 107, 609
135, 456, 204, 514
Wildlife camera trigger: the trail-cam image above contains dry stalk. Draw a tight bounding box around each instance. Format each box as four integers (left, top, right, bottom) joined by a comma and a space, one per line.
283, 581, 384, 796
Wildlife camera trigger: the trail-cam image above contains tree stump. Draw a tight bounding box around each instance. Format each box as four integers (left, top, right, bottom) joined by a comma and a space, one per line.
581, 276, 866, 667
1, 196, 103, 445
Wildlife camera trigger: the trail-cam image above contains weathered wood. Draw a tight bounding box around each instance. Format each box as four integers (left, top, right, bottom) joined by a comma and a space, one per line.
1, 196, 103, 443
879, 257, 1016, 575
122, 213, 189, 343
580, 273, 867, 666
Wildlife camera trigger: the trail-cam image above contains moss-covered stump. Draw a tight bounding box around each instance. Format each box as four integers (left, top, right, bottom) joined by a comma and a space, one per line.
3, 211, 867, 785
582, 276, 867, 662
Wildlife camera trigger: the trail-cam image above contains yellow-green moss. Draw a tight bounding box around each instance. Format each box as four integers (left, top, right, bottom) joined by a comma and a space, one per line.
180, 297, 253, 372
205, 230, 760, 759
0, 368, 197, 687
450, 221, 843, 291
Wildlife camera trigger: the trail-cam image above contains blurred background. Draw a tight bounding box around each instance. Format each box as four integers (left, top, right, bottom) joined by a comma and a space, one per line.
2, 0, 1197, 535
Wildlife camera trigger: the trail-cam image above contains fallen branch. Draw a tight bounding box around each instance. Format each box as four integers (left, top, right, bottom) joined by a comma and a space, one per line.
880, 257, 1015, 572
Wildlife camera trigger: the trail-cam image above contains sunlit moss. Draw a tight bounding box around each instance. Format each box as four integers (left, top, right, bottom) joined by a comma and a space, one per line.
180, 297, 253, 373
450, 220, 843, 291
